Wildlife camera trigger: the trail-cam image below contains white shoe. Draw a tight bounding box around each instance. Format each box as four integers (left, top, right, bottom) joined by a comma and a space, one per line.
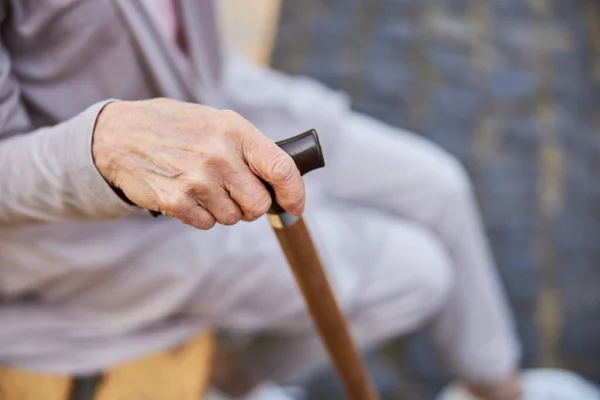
244, 382, 304, 400
205, 382, 305, 400
436, 369, 600, 400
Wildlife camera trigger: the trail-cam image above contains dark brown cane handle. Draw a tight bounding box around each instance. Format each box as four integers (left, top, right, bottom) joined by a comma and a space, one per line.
276, 129, 325, 176
149, 129, 324, 217
267, 129, 324, 214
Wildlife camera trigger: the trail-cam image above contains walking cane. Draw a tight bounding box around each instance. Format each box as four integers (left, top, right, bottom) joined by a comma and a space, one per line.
152, 130, 379, 400
267, 130, 380, 400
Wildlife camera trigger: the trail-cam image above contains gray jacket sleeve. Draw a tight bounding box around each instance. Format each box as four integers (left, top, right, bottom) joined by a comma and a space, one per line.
0, 51, 138, 225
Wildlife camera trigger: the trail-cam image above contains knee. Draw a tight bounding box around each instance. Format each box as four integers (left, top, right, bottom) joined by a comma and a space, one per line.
431, 151, 474, 206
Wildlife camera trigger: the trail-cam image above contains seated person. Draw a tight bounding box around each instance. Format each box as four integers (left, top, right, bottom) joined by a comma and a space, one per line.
0, 1, 520, 399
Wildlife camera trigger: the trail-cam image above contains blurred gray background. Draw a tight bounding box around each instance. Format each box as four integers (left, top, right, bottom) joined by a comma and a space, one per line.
269, 0, 600, 399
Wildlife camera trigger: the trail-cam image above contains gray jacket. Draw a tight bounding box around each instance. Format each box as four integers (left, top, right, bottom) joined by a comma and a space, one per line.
0, 0, 226, 373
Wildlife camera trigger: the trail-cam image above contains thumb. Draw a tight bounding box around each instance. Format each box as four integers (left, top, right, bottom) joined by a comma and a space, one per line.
242, 135, 305, 216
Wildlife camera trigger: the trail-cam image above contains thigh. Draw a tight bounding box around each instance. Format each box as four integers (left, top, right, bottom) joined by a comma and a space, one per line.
180, 193, 360, 334
182, 192, 452, 336
313, 112, 470, 221
224, 61, 469, 221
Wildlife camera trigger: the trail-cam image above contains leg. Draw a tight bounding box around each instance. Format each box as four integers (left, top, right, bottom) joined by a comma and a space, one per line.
224, 57, 519, 383
240, 211, 453, 385
317, 113, 520, 383
181, 196, 452, 387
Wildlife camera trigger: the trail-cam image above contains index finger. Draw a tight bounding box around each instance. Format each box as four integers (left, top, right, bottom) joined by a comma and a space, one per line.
240, 131, 306, 216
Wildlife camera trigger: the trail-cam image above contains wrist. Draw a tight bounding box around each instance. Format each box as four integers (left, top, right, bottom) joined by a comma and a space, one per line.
92, 100, 128, 186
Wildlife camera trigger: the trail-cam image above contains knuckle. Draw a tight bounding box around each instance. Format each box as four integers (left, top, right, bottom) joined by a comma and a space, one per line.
218, 207, 242, 226
161, 191, 189, 216
244, 195, 271, 220
193, 184, 211, 199
269, 153, 296, 184
195, 214, 217, 230
201, 152, 228, 172
217, 109, 242, 125
180, 175, 212, 198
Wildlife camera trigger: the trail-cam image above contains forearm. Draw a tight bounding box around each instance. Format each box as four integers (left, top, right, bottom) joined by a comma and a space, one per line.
0, 100, 137, 225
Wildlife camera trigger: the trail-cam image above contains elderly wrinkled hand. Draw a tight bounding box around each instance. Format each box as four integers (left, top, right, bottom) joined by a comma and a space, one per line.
92, 98, 305, 229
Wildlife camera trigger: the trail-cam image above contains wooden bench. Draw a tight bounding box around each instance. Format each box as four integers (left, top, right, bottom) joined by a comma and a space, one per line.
0, 331, 215, 400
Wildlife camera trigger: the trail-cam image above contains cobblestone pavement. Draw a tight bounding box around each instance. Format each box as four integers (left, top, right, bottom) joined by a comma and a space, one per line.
271, 1, 600, 398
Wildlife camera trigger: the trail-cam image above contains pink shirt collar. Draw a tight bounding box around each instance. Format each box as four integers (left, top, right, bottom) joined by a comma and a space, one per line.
140, 0, 179, 42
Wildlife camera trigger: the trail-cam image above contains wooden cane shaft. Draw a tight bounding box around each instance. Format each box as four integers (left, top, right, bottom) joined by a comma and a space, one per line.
269, 215, 379, 400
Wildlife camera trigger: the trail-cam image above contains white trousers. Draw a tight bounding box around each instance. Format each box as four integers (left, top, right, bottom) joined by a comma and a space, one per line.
180, 56, 521, 384
0, 56, 519, 384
